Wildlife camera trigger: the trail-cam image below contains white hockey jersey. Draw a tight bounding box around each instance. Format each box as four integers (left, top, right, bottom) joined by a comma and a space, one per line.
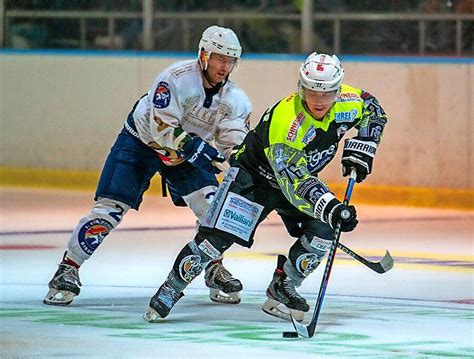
129, 59, 252, 166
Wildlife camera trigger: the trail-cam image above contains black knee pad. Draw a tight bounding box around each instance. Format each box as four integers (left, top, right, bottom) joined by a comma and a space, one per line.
288, 238, 324, 278
288, 239, 307, 265
172, 243, 203, 283
195, 228, 235, 254
172, 230, 236, 284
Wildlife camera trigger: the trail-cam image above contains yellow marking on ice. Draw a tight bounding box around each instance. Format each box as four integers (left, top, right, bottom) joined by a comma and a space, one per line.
386, 250, 473, 262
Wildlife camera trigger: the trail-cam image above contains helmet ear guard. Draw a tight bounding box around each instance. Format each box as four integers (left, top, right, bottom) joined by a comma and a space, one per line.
199, 48, 210, 71
298, 52, 344, 99
198, 25, 242, 71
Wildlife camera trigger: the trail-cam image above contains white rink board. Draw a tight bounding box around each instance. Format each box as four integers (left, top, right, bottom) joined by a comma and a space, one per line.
1, 53, 472, 189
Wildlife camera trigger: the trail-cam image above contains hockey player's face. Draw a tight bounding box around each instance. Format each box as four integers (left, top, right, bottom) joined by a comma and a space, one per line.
206, 53, 237, 85
303, 88, 337, 119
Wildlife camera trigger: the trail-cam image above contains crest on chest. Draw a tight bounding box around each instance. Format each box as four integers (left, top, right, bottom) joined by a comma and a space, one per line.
184, 102, 229, 132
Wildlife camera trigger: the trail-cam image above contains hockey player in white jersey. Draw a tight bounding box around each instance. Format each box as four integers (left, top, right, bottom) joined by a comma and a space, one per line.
44, 25, 252, 307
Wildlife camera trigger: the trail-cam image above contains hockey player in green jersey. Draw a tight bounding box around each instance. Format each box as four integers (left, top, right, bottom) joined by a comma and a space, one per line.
143, 52, 388, 323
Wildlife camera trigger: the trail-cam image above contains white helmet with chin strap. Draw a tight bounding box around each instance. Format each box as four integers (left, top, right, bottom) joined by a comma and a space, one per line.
298, 52, 344, 98
198, 25, 242, 71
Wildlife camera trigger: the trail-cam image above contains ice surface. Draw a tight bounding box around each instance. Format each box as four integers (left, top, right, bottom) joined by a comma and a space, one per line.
1, 188, 472, 358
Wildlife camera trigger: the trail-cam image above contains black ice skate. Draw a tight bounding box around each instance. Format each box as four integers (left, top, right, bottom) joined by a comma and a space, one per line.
205, 259, 243, 304
143, 280, 184, 322
262, 255, 309, 322
43, 263, 82, 306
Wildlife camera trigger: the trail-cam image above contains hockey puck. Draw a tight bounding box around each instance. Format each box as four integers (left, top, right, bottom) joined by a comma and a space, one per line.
282, 331, 298, 338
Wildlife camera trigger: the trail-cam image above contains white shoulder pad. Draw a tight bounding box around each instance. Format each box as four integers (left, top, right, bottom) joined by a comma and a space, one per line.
168, 60, 199, 79
222, 81, 253, 115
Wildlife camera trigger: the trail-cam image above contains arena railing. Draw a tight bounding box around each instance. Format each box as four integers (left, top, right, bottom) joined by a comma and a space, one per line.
1, 8, 473, 56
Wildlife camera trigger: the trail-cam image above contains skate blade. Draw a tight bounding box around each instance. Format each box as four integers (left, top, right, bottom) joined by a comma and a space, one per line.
262, 298, 305, 322
43, 288, 75, 306
143, 307, 166, 323
209, 288, 241, 304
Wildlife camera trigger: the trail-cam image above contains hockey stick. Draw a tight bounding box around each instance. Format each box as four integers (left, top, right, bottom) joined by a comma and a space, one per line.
290, 169, 357, 338
337, 242, 393, 274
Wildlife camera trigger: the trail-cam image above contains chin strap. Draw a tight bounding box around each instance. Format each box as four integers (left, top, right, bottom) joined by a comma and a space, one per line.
202, 70, 228, 90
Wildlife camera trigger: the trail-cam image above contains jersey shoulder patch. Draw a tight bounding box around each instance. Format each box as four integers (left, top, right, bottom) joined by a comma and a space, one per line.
336, 84, 362, 102
153, 81, 171, 108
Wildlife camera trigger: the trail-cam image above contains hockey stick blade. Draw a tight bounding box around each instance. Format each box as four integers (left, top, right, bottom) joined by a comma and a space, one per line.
291, 315, 311, 338
337, 243, 394, 274
290, 248, 394, 338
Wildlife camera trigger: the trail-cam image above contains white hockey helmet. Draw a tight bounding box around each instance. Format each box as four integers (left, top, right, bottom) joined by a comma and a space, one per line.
198, 25, 242, 71
298, 52, 344, 97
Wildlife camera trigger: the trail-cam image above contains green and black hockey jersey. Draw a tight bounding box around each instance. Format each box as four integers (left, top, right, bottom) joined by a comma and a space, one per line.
234, 84, 387, 217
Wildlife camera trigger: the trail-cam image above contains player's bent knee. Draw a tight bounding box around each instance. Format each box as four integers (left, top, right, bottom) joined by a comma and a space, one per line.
66, 198, 131, 263
287, 235, 332, 280
300, 234, 333, 258
194, 230, 235, 256
93, 197, 131, 225
182, 185, 218, 222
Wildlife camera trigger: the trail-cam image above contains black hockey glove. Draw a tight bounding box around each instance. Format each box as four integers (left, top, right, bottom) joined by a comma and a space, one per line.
328, 203, 358, 232
181, 136, 225, 174
341, 137, 377, 183
314, 193, 358, 232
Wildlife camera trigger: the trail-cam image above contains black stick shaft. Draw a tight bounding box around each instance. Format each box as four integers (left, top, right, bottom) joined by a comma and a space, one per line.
291, 170, 357, 338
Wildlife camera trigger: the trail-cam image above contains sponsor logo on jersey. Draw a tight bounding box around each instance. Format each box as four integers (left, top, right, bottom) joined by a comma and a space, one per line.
306, 144, 337, 173
223, 209, 254, 227
203, 168, 238, 228
183, 95, 200, 106
309, 236, 332, 251
302, 125, 317, 145
215, 191, 263, 242
286, 112, 305, 142
153, 81, 171, 108
229, 196, 261, 215
78, 218, 113, 255
337, 124, 348, 139
337, 93, 361, 102
198, 240, 220, 260
335, 109, 358, 123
